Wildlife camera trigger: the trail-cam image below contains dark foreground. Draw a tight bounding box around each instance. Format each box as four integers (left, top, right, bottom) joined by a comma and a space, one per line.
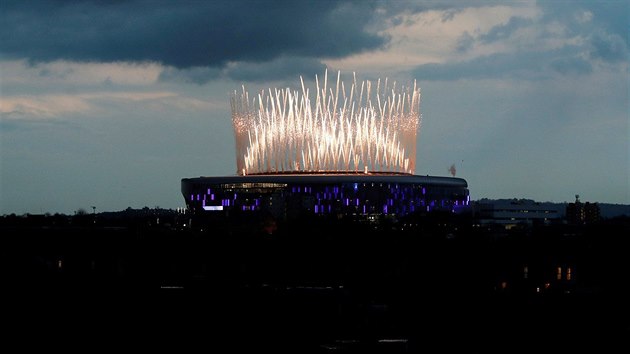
1, 213, 629, 352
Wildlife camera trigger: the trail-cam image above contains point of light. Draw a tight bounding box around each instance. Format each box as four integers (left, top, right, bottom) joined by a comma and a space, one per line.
231, 70, 421, 175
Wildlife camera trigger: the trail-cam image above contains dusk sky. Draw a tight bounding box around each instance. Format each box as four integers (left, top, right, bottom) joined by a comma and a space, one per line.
1, 0, 628, 214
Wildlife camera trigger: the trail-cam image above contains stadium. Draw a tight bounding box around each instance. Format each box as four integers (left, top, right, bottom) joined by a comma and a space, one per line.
182, 71, 470, 226
181, 173, 469, 221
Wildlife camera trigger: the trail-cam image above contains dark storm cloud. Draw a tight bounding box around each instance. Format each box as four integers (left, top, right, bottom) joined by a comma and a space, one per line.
0, 0, 387, 68
157, 56, 326, 84
412, 47, 592, 81
225, 56, 327, 83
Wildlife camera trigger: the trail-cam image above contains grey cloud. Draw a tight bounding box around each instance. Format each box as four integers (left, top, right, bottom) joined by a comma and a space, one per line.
412, 1, 630, 83
448, 3, 628, 70
377, 1, 507, 29
412, 54, 515, 81
375, 0, 505, 16
225, 56, 327, 83
1, 0, 387, 68
588, 30, 628, 63
455, 31, 474, 53
538, 1, 629, 64
158, 67, 222, 85
441, 9, 462, 22
412, 47, 593, 81
156, 56, 327, 84
550, 57, 593, 75
479, 17, 533, 44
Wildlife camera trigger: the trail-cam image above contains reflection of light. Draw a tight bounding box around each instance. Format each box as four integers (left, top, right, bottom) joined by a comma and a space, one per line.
203, 206, 224, 211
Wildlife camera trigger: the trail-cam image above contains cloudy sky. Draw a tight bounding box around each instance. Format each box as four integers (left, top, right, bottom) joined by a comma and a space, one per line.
1, 0, 628, 214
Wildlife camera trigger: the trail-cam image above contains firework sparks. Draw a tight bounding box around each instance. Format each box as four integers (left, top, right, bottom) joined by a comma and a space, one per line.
231, 70, 421, 175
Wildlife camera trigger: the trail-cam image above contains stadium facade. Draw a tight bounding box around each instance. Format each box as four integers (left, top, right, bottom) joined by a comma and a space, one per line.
181, 173, 469, 221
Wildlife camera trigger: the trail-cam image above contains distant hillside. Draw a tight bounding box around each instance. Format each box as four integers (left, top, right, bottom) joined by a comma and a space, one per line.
598, 203, 630, 218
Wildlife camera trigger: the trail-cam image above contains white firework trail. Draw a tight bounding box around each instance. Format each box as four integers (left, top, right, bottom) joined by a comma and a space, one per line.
231, 70, 421, 175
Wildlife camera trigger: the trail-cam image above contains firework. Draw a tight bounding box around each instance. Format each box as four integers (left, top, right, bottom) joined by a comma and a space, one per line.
231, 71, 421, 175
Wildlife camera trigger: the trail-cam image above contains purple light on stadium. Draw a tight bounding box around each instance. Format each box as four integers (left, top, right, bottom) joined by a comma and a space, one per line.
231, 70, 421, 175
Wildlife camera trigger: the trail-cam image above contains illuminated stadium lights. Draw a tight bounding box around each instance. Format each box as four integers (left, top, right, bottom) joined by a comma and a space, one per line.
231, 71, 421, 175
182, 174, 470, 218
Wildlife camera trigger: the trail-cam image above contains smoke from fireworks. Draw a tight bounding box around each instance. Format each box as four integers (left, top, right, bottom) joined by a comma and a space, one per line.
231, 71, 421, 175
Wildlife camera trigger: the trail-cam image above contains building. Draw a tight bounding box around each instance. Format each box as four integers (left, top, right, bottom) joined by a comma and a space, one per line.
474, 198, 563, 229
566, 195, 600, 225
181, 173, 469, 225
